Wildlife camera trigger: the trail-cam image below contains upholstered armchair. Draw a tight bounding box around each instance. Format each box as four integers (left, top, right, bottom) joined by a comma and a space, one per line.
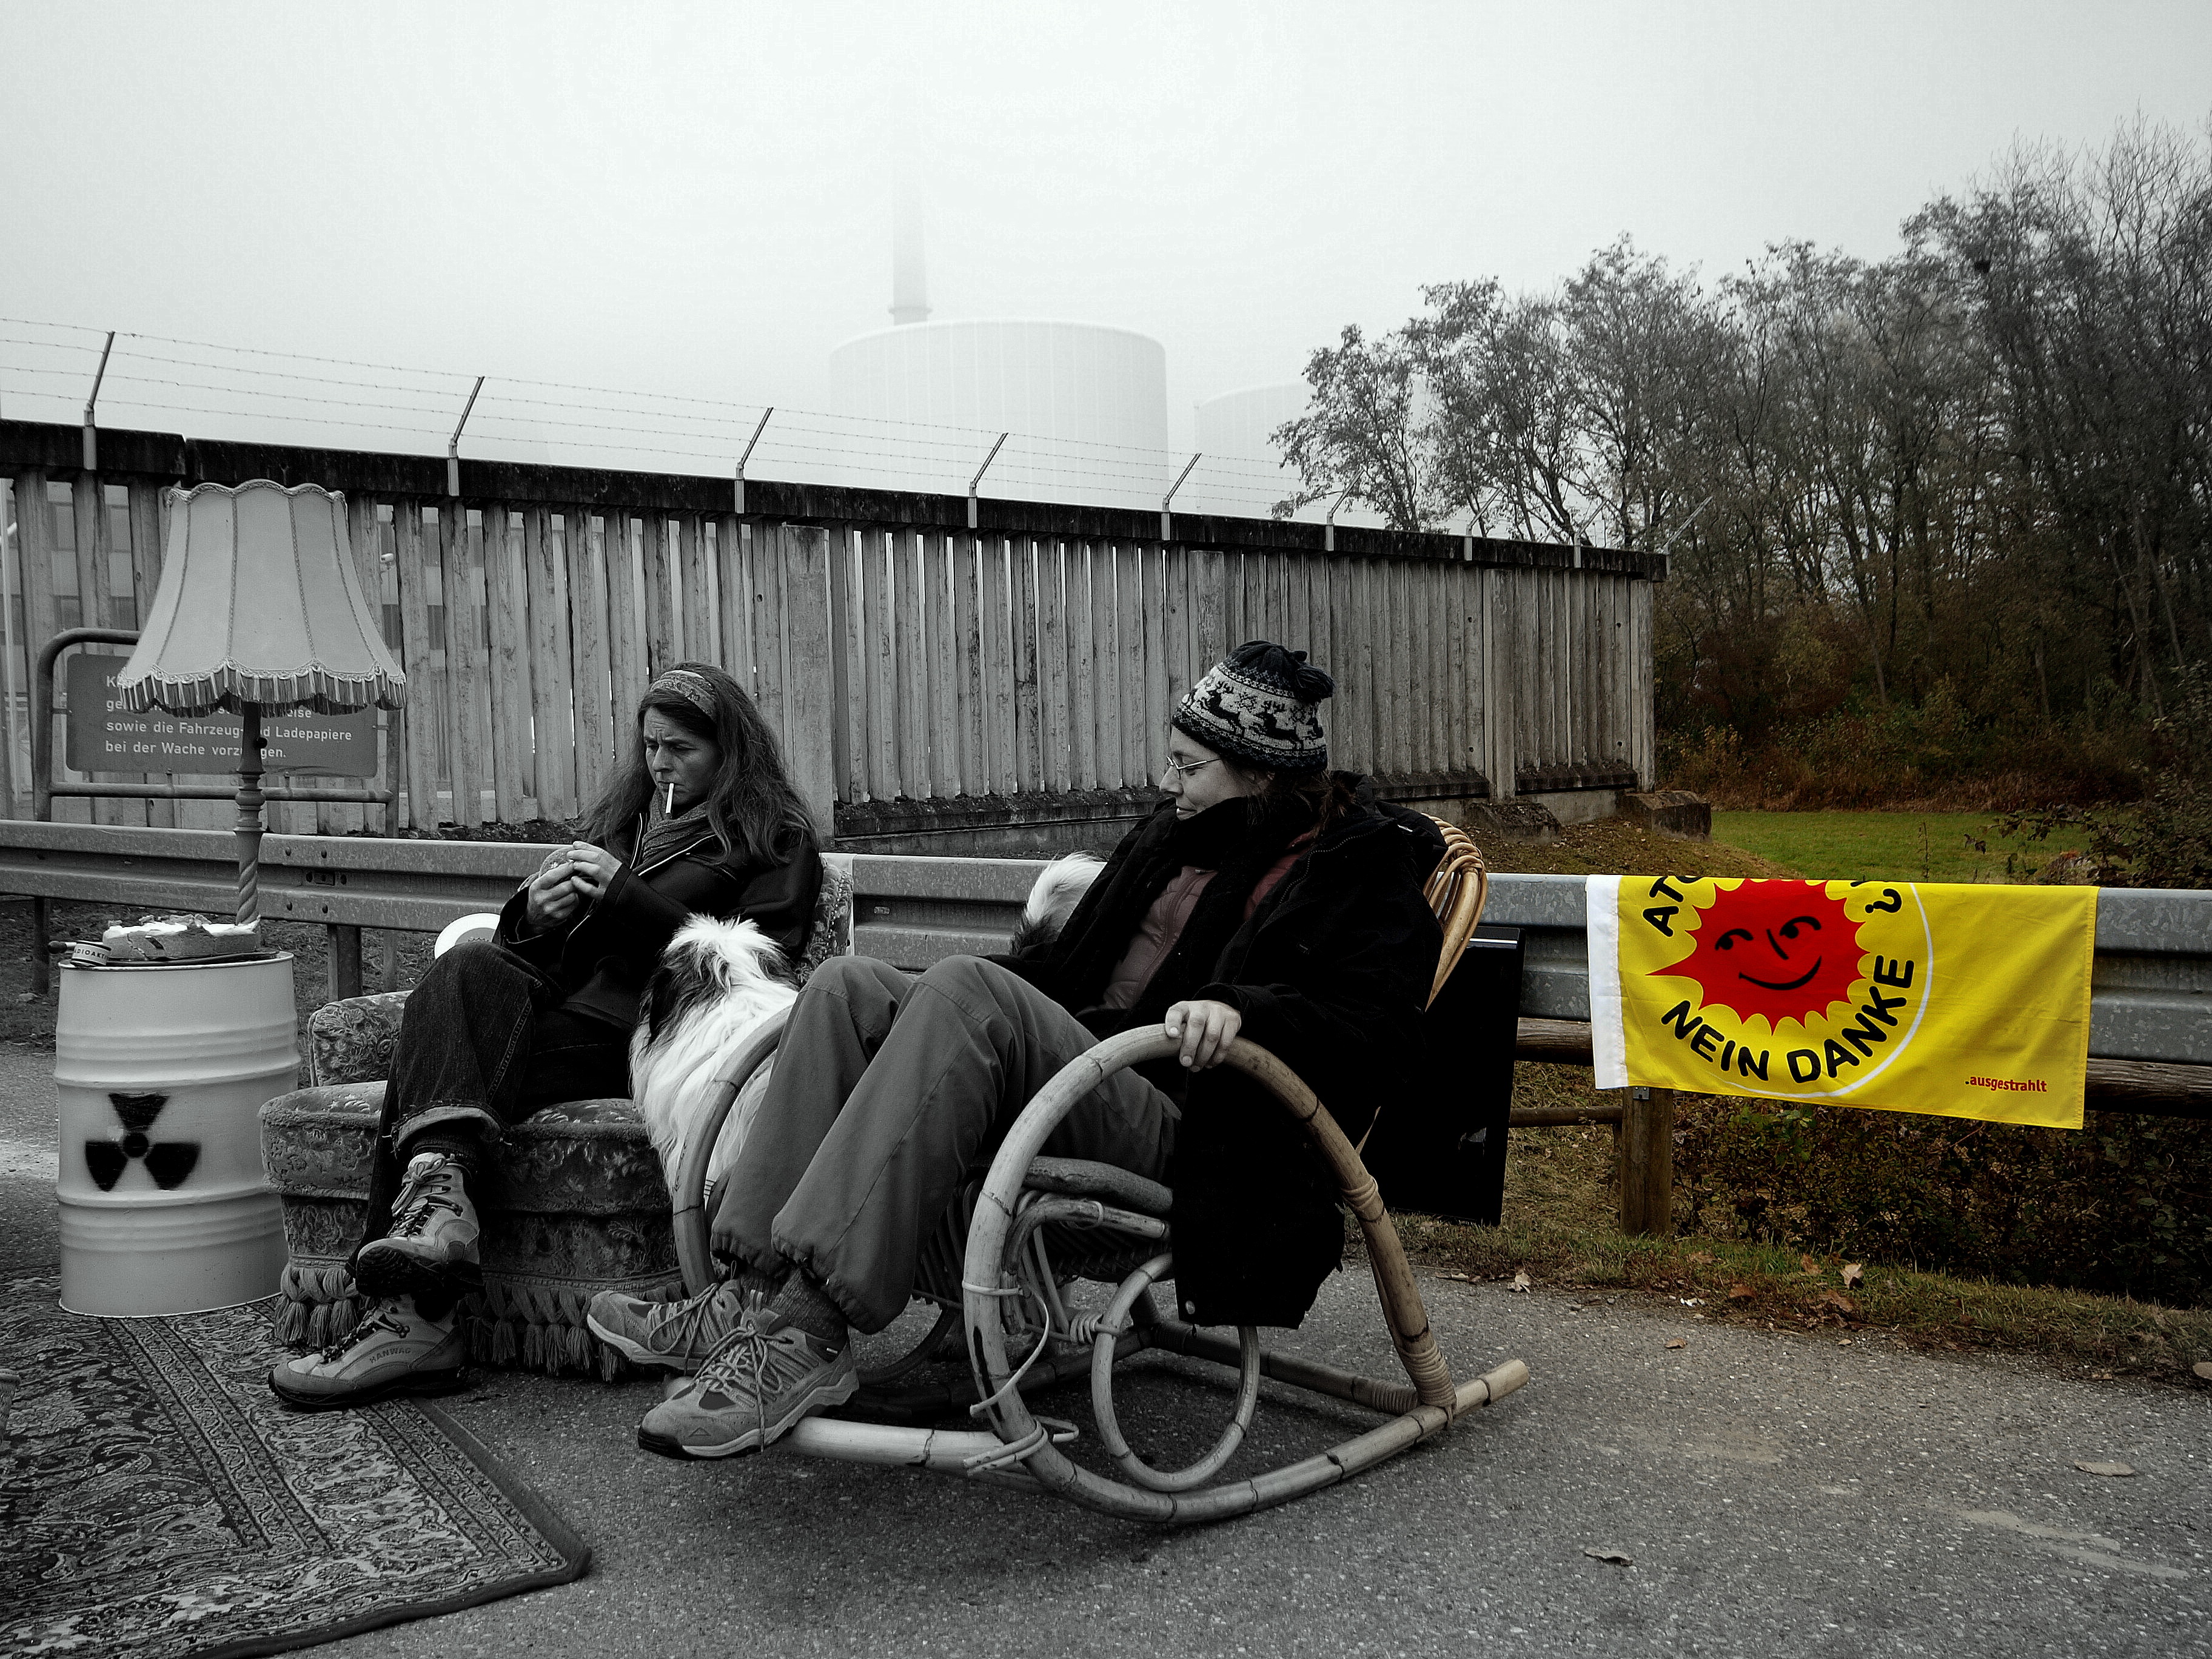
258, 863, 853, 1376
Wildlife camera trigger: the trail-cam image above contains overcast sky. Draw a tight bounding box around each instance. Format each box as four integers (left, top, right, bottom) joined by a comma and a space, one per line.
4, 0, 2208, 453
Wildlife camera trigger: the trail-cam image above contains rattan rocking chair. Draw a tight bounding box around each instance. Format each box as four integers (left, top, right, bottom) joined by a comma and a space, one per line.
665, 816, 1528, 1523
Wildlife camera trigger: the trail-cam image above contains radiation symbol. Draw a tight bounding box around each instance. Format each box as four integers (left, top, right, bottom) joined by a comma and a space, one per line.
83, 1091, 200, 1191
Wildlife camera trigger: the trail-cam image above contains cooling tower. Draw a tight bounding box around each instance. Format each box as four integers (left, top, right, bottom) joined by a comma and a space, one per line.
828, 320, 1171, 506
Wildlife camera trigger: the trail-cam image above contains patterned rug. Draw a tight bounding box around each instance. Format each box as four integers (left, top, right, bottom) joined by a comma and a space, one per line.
1, 1277, 588, 1659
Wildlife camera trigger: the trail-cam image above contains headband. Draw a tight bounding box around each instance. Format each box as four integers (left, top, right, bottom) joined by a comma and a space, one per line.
649, 669, 717, 719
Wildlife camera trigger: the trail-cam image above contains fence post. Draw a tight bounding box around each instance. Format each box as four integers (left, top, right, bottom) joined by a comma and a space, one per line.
328, 922, 363, 1002
1618, 1085, 1674, 1235
778, 524, 839, 844
1483, 566, 1517, 799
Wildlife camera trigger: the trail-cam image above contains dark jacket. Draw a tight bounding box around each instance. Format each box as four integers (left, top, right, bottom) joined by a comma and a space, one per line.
495, 818, 820, 1030
994, 780, 1444, 1328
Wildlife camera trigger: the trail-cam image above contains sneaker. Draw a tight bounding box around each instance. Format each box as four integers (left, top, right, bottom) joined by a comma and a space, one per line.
635, 1310, 857, 1460
587, 1278, 766, 1373
355, 1154, 482, 1298
267, 1297, 464, 1411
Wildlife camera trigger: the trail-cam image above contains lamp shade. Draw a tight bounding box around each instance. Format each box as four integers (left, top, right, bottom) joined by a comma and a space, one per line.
116, 480, 406, 717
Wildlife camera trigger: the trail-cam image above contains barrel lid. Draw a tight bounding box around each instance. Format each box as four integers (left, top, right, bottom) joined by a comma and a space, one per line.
61, 951, 294, 970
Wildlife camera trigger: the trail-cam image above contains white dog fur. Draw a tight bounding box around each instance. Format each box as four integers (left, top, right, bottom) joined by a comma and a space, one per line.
629, 916, 796, 1201
631, 855, 1108, 1202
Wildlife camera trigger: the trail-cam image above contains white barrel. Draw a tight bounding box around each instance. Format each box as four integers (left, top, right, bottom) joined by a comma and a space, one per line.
55, 954, 299, 1316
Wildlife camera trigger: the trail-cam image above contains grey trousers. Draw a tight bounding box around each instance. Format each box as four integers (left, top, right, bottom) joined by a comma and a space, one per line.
714, 955, 1178, 1333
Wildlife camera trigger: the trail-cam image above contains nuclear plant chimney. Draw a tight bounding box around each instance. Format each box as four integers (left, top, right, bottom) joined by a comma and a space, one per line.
891, 193, 930, 326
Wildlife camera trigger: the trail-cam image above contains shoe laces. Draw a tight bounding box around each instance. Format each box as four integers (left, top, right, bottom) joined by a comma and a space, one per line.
388, 1164, 466, 1239
642, 1282, 741, 1358
692, 1316, 827, 1441
320, 1304, 407, 1362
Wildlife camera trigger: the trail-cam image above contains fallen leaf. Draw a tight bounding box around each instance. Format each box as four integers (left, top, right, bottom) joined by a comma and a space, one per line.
1800, 1255, 1819, 1272
1664, 1338, 1687, 1350
1815, 1289, 1858, 1316
2074, 1460, 2136, 1477
1842, 1262, 1863, 1287
1728, 1283, 1757, 1301
2195, 1361, 2212, 1381
1510, 1270, 1531, 1293
1436, 1270, 1475, 1283
1583, 1547, 1633, 1565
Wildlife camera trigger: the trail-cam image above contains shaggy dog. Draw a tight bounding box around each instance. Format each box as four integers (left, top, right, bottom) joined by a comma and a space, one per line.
629, 916, 797, 1202
631, 854, 1107, 1200
1008, 852, 1104, 955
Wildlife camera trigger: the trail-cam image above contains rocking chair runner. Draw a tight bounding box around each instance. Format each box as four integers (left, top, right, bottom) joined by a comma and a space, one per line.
665, 816, 1528, 1523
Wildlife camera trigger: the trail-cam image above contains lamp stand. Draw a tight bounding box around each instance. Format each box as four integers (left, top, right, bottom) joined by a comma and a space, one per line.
235, 706, 265, 928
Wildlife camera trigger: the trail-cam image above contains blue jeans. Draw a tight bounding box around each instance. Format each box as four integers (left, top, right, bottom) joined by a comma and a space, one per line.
350, 940, 631, 1265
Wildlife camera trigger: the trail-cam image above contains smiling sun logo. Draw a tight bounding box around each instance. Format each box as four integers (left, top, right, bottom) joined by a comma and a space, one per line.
1651, 880, 1865, 1031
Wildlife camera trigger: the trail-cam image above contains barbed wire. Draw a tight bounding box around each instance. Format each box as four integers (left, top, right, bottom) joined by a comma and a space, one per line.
67, 394, 451, 443
0, 317, 1316, 515
2, 319, 478, 383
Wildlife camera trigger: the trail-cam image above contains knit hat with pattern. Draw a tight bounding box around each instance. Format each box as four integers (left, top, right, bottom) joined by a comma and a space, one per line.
1171, 640, 1333, 773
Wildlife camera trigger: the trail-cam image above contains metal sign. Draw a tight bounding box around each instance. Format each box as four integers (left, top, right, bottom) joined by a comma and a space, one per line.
62, 653, 378, 777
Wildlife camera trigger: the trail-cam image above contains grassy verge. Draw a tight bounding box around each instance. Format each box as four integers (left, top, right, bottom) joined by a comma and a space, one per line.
1370, 1062, 2212, 1385
1394, 1192, 2212, 1384
1711, 808, 2059, 885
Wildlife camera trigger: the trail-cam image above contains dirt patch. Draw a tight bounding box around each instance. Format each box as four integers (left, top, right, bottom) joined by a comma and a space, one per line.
1480, 817, 1797, 880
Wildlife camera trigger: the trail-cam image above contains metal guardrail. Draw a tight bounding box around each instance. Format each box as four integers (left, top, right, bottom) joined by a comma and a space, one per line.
0, 819, 1048, 990
0, 821, 2202, 1076
2, 821, 2202, 1241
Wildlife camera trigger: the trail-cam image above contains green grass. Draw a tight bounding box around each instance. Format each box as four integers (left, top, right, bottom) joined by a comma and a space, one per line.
1711, 809, 2058, 885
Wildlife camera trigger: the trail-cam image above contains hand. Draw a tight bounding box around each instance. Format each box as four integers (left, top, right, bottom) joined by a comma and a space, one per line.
560, 842, 623, 899
1163, 999, 1243, 1070
523, 850, 585, 931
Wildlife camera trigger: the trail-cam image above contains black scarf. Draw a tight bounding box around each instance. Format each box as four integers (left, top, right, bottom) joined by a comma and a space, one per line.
1051, 791, 1320, 1036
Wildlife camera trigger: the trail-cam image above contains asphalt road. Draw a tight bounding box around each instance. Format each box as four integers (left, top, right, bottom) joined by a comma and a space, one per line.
4, 1047, 2206, 1657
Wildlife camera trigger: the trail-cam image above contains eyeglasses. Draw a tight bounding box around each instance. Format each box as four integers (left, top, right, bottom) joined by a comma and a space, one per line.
1162, 754, 1221, 780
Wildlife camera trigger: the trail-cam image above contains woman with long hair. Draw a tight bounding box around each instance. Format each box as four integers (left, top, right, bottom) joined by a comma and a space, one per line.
272, 663, 822, 1409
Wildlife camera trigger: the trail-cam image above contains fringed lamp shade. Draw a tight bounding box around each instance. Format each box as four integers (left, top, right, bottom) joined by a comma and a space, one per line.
114, 480, 406, 927
116, 480, 406, 719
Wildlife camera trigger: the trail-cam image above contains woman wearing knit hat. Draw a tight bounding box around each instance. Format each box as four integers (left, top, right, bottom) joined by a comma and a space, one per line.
600, 641, 1446, 1460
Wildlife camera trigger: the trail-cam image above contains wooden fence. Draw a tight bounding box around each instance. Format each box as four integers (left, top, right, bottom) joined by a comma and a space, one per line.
0, 420, 1661, 841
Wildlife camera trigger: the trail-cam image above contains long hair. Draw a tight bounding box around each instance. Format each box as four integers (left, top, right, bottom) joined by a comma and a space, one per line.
581, 662, 818, 864
1223, 757, 1361, 837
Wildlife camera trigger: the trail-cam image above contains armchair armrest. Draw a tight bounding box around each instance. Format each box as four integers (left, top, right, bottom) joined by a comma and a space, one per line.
793, 860, 855, 984
309, 990, 414, 1087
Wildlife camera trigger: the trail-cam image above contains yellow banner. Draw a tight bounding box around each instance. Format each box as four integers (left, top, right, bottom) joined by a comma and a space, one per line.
1587, 877, 2097, 1129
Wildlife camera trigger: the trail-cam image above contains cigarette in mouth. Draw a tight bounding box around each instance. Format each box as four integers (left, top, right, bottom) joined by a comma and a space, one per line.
666, 781, 675, 815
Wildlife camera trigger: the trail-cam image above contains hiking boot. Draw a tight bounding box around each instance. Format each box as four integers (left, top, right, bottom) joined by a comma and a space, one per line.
586, 1278, 766, 1373
355, 1154, 481, 1298
635, 1310, 857, 1460
267, 1297, 464, 1411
